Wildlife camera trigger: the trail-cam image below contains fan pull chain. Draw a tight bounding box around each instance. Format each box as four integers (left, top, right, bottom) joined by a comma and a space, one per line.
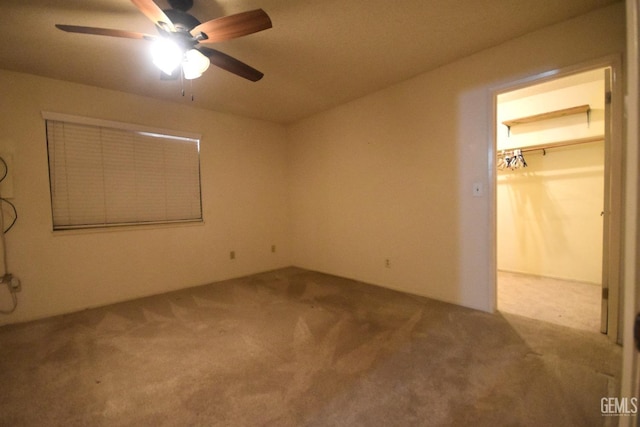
178, 71, 195, 101
180, 69, 185, 97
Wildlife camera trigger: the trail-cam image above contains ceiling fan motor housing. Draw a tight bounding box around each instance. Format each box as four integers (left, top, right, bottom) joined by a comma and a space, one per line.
163, 9, 201, 32
167, 0, 193, 12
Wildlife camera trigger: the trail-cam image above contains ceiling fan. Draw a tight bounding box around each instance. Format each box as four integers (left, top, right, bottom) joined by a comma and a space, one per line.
55, 0, 272, 82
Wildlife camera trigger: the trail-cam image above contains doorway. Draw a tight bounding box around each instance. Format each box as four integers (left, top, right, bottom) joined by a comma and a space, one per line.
492, 61, 622, 340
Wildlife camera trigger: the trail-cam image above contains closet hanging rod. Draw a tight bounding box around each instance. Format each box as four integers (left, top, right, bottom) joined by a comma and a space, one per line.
497, 135, 604, 156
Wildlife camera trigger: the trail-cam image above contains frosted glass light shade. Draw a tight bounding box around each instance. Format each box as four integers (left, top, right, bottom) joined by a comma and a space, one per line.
182, 49, 210, 80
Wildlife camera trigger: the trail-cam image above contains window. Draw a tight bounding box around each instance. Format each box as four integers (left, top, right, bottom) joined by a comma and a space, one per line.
44, 112, 202, 230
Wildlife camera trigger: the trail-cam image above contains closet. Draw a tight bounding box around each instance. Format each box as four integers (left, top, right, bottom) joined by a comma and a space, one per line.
496, 68, 607, 332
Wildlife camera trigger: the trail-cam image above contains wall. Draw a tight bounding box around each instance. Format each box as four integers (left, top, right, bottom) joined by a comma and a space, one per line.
497, 142, 604, 283
497, 70, 606, 150
497, 71, 605, 283
288, 3, 625, 312
0, 70, 290, 326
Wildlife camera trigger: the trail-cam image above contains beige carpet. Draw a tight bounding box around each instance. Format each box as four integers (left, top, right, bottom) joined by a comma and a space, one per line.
0, 268, 621, 426
497, 270, 602, 332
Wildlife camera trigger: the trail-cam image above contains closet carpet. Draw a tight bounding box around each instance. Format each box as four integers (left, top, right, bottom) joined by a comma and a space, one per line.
0, 268, 621, 426
497, 271, 602, 332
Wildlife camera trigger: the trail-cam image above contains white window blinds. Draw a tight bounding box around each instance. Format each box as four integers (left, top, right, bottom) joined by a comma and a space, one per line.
45, 114, 202, 230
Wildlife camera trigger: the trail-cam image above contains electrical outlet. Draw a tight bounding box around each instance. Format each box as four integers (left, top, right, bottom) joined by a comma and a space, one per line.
230, 251, 235, 260
385, 259, 391, 268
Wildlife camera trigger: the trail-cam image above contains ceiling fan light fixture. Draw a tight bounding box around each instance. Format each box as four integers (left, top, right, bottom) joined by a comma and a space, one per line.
151, 38, 183, 75
55, 2, 271, 83
182, 49, 210, 80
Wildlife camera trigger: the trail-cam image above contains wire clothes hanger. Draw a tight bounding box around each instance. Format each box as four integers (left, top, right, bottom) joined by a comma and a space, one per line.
497, 149, 527, 171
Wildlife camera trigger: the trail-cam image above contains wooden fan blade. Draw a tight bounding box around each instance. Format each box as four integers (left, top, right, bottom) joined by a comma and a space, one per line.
56, 24, 155, 40
197, 47, 264, 81
130, 0, 176, 32
191, 9, 272, 43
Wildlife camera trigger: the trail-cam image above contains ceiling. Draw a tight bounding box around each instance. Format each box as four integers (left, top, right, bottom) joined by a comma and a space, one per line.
0, 0, 620, 124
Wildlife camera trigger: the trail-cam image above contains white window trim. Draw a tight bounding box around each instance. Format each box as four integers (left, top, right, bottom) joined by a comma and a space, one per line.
41, 112, 202, 142
43, 111, 203, 231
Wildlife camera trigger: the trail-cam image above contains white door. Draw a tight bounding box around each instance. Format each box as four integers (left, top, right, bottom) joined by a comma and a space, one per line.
601, 68, 613, 335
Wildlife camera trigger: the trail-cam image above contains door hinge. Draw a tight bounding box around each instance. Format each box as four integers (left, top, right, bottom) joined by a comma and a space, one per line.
602, 287, 609, 300
605, 91, 612, 105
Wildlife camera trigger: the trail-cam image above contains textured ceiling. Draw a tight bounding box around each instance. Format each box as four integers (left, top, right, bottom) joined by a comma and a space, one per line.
0, 0, 620, 124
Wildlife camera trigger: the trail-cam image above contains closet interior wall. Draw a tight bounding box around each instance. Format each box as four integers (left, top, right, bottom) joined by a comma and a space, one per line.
496, 68, 606, 284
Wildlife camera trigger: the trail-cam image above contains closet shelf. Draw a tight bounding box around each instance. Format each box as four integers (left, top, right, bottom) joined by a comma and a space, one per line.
502, 104, 591, 129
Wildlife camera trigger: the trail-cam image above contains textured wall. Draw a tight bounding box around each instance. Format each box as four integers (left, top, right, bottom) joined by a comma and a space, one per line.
0, 71, 290, 325
288, 4, 624, 311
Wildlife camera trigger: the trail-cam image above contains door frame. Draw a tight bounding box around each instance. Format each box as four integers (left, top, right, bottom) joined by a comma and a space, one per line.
489, 54, 624, 342
620, 0, 639, 422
